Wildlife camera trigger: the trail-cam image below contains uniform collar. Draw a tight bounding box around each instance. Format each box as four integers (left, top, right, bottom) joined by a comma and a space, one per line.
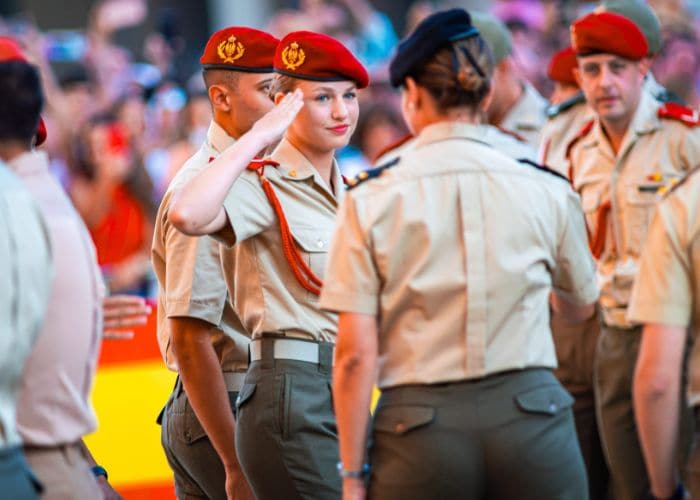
503, 81, 547, 131
270, 137, 344, 201
7, 150, 50, 175
206, 121, 237, 154
415, 121, 493, 148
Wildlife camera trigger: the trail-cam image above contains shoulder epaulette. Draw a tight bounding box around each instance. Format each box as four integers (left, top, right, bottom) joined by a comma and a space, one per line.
663, 166, 700, 198
496, 125, 527, 143
652, 87, 685, 106
658, 102, 700, 127
565, 119, 595, 161
545, 92, 586, 119
372, 133, 414, 163
347, 157, 400, 190
517, 158, 568, 182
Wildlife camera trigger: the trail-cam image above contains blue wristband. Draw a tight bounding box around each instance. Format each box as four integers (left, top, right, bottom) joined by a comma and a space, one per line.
91, 465, 108, 481
336, 462, 370, 478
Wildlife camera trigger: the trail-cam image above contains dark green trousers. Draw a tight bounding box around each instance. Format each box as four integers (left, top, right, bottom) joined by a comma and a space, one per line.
552, 309, 609, 500
369, 368, 588, 500
235, 341, 340, 500
159, 377, 239, 500
594, 325, 647, 500
0, 446, 41, 500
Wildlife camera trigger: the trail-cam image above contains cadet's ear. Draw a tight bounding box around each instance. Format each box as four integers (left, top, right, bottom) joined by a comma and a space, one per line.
208, 84, 231, 112
273, 91, 287, 105
638, 57, 651, 78
480, 83, 495, 113
404, 77, 420, 109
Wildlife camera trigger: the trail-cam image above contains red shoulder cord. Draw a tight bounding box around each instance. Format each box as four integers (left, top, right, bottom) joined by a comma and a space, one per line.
247, 159, 323, 295
589, 200, 611, 260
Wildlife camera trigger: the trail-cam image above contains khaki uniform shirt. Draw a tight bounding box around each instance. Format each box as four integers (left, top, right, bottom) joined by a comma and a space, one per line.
11, 151, 103, 446
218, 138, 344, 342
628, 171, 700, 405
501, 81, 548, 148
569, 91, 700, 328
319, 122, 599, 388
0, 162, 52, 448
539, 99, 593, 177
153, 121, 249, 373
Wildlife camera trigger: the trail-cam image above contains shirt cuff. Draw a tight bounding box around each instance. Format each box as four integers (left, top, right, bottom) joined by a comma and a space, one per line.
319, 289, 378, 316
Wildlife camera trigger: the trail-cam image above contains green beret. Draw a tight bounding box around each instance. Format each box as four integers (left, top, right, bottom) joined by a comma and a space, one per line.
600, 0, 662, 55
471, 12, 512, 64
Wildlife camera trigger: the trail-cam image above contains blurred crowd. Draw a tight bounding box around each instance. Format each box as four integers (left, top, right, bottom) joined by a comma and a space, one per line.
2, 0, 700, 298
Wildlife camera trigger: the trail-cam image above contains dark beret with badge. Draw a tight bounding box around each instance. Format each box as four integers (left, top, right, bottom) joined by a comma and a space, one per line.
0, 36, 47, 146
274, 31, 369, 89
200, 26, 279, 72
389, 8, 483, 88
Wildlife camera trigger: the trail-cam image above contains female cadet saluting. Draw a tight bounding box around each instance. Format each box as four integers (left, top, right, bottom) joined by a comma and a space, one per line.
169, 31, 368, 500
319, 9, 600, 500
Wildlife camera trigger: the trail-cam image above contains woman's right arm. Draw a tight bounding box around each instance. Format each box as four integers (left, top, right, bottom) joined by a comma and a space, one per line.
168, 89, 304, 236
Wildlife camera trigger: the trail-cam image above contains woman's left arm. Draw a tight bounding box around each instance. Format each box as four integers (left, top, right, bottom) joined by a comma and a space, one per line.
333, 312, 378, 500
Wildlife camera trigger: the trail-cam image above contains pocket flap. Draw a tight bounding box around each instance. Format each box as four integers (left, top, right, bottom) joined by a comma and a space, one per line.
235, 382, 256, 409
373, 405, 435, 434
291, 227, 331, 253
515, 385, 574, 416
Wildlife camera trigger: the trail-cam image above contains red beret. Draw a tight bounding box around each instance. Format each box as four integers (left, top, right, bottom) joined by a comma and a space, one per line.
0, 37, 47, 147
571, 12, 648, 61
200, 27, 278, 72
547, 47, 578, 86
274, 31, 369, 89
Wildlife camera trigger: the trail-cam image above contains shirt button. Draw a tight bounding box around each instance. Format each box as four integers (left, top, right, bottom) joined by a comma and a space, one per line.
549, 403, 557, 413
317, 239, 324, 248
395, 423, 406, 433
289, 170, 297, 177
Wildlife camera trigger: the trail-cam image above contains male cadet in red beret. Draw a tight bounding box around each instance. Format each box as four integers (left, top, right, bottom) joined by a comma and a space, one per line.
568, 11, 700, 500
152, 26, 278, 500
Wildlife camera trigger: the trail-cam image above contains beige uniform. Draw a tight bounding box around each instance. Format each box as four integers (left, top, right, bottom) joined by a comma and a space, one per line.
501, 81, 548, 148
320, 121, 597, 500
570, 90, 700, 328
628, 169, 700, 402
375, 124, 536, 166
217, 137, 344, 341
539, 96, 593, 176
570, 89, 700, 500
153, 121, 249, 373
0, 162, 52, 499
321, 121, 598, 387
0, 163, 52, 449
151, 121, 249, 500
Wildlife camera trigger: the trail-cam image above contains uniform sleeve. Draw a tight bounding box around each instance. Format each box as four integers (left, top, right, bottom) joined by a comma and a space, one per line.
215, 174, 275, 247
161, 192, 228, 325
627, 200, 692, 326
680, 126, 700, 171
319, 194, 381, 315
551, 190, 600, 304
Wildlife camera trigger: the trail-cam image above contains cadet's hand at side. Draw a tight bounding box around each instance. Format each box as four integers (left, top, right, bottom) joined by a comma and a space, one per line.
225, 465, 254, 500
249, 88, 304, 147
103, 295, 152, 340
343, 478, 366, 500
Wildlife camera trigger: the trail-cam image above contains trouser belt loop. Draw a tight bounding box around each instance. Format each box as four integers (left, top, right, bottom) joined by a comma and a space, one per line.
260, 337, 275, 370
318, 342, 333, 374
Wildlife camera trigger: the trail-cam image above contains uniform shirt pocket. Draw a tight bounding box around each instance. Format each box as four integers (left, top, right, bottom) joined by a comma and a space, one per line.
624, 186, 659, 256
291, 227, 331, 297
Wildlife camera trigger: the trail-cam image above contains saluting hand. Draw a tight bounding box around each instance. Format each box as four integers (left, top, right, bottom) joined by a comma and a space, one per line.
249, 88, 304, 147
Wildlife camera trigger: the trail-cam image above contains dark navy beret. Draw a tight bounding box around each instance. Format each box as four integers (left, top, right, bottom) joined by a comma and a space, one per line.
389, 8, 479, 88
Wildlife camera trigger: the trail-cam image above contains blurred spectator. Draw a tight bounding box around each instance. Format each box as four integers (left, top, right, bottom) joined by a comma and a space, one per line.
653, 29, 700, 107
68, 114, 155, 296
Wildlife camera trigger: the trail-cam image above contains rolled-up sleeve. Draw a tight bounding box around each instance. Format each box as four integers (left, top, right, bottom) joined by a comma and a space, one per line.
628, 201, 692, 326
215, 174, 275, 247
320, 194, 380, 315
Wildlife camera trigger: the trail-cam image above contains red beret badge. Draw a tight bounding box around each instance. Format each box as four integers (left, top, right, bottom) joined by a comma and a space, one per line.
217, 36, 245, 64
281, 42, 306, 71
